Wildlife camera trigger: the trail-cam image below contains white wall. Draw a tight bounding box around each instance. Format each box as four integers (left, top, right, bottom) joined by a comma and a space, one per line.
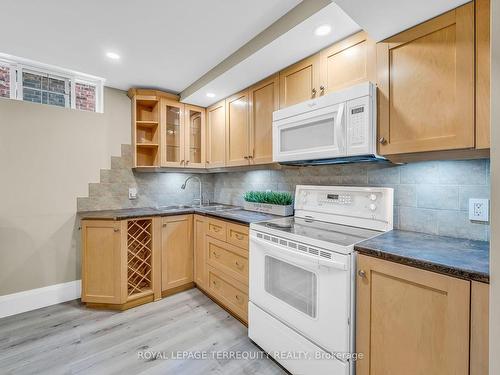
491, 0, 499, 373
0, 87, 130, 296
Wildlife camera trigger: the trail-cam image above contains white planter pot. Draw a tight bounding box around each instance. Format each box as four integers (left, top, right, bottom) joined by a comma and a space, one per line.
243, 202, 294, 216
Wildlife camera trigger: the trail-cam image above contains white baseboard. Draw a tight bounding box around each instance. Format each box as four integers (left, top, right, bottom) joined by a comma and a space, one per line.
0, 280, 81, 319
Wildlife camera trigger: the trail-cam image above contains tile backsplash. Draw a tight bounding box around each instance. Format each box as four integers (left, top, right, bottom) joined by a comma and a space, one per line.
77, 145, 490, 242
212, 159, 490, 241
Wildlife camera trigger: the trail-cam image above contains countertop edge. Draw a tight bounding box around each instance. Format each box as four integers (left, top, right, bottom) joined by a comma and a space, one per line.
355, 245, 490, 284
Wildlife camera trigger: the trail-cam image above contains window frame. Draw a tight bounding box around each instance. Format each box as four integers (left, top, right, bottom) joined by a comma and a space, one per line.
0, 55, 104, 112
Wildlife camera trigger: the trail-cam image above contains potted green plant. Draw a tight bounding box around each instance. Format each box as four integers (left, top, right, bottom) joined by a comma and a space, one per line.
243, 191, 294, 216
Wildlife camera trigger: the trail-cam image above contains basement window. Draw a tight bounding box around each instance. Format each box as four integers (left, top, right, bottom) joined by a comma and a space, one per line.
0, 54, 104, 112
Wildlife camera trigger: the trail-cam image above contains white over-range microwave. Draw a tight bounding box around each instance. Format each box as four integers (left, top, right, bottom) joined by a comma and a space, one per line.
272, 82, 383, 165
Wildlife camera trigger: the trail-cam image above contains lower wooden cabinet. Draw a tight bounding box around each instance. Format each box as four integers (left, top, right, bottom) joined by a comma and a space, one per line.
203, 217, 250, 324
193, 214, 207, 290
81, 217, 161, 309
356, 254, 471, 375
207, 265, 248, 323
470, 281, 489, 375
160, 215, 194, 295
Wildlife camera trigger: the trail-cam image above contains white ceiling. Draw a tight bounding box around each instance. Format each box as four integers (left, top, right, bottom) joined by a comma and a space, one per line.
334, 0, 471, 41
1, 0, 301, 92
182, 2, 361, 107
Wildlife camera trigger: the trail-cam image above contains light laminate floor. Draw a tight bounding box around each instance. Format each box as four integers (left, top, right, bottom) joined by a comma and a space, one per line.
0, 288, 287, 375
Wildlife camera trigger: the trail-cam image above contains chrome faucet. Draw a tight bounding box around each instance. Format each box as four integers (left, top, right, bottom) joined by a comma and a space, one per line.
181, 176, 203, 206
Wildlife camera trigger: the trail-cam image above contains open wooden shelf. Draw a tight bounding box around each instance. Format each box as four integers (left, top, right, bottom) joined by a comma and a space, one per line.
136, 145, 159, 167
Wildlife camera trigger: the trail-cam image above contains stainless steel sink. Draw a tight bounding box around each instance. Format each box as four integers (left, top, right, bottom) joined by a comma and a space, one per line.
156, 205, 193, 210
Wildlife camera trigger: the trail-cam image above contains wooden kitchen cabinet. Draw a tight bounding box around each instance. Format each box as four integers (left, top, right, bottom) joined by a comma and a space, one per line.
184, 104, 206, 168
248, 74, 279, 165
279, 53, 320, 108
81, 217, 161, 310
476, 0, 491, 149
160, 98, 185, 167
377, 3, 475, 156
193, 214, 207, 290
160, 215, 194, 295
206, 100, 226, 168
203, 217, 250, 324
470, 281, 489, 375
319, 31, 376, 94
356, 254, 470, 375
225, 90, 250, 166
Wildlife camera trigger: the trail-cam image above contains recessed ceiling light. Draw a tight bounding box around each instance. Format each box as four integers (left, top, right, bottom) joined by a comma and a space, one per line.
206, 92, 216, 98
106, 51, 121, 60
314, 24, 332, 36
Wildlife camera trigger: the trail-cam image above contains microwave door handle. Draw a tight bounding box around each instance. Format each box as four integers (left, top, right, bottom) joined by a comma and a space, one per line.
251, 236, 347, 271
335, 103, 345, 153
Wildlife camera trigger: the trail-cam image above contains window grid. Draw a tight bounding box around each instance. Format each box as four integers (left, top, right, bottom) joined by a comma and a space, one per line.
0, 57, 103, 112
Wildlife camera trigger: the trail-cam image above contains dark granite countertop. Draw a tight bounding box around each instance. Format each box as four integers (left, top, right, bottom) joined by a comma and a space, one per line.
78, 204, 282, 225
355, 230, 489, 283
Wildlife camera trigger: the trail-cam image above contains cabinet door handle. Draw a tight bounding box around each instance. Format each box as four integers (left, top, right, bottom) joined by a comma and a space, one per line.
113, 228, 120, 232
235, 294, 242, 302
162, 223, 167, 227
234, 233, 244, 240
311, 88, 317, 97
358, 270, 366, 278
212, 251, 220, 258
378, 137, 387, 145
235, 261, 243, 269
244, 156, 249, 159
320, 85, 325, 95
212, 226, 221, 232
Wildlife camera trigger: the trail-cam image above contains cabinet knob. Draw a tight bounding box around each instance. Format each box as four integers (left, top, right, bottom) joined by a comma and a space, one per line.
358, 270, 366, 278
113, 228, 120, 232
320, 85, 325, 94
311, 88, 317, 97
244, 156, 249, 159
378, 137, 387, 145
162, 223, 167, 227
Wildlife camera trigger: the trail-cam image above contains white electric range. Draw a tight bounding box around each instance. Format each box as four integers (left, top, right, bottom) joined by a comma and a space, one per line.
248, 185, 394, 375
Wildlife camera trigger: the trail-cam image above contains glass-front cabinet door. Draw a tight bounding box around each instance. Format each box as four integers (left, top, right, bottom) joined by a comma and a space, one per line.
160, 99, 184, 167
184, 104, 205, 168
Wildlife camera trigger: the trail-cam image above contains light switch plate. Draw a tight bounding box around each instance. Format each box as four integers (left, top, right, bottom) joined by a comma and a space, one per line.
129, 187, 138, 200
468, 198, 489, 222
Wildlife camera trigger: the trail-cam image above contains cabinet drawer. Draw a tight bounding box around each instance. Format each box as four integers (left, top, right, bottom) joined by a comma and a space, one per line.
206, 237, 248, 285
226, 222, 249, 250
207, 265, 248, 323
206, 217, 227, 241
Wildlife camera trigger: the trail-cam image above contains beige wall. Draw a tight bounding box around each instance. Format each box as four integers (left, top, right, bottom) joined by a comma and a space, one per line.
0, 87, 131, 296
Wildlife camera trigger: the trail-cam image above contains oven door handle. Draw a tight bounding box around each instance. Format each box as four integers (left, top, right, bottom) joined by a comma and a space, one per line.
251, 236, 347, 271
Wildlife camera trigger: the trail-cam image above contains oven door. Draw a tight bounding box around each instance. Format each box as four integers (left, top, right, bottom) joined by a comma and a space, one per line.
249, 232, 351, 354
272, 102, 346, 162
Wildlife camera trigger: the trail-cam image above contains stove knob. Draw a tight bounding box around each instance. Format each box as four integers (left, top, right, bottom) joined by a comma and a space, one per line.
369, 203, 377, 211
369, 194, 377, 201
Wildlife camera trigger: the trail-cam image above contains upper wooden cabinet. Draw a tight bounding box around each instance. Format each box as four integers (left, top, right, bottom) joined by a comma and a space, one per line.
319, 31, 376, 94
184, 104, 206, 168
476, 0, 490, 149
206, 100, 226, 168
160, 215, 193, 294
377, 3, 476, 155
279, 54, 320, 108
356, 254, 470, 375
160, 98, 185, 167
225, 91, 250, 167
248, 74, 279, 165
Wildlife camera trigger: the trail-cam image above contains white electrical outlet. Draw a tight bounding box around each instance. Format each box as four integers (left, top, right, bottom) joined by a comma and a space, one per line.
129, 187, 138, 200
468, 198, 489, 222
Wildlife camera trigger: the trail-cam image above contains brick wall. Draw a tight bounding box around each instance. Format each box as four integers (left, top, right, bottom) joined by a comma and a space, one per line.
75, 82, 96, 111
0, 65, 10, 98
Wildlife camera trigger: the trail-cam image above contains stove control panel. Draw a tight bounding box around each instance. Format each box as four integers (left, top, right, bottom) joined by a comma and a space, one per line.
295, 185, 394, 231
